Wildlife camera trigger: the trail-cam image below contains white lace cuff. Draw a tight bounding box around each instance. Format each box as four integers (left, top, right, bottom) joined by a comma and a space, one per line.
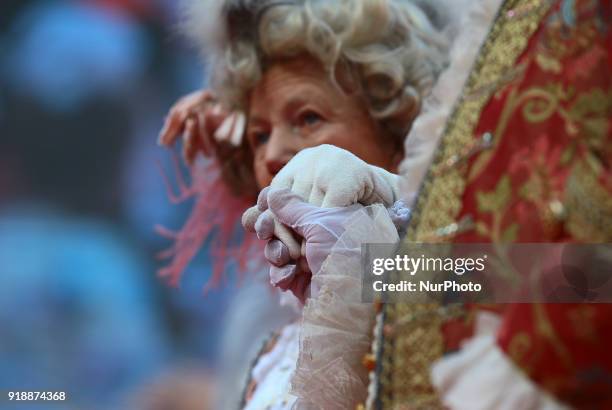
291, 204, 399, 409
431, 312, 570, 410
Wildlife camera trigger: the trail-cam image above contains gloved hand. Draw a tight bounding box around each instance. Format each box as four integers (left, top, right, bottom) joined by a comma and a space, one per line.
242, 187, 302, 260
270, 144, 400, 207
254, 188, 367, 301
256, 194, 411, 263
242, 144, 400, 233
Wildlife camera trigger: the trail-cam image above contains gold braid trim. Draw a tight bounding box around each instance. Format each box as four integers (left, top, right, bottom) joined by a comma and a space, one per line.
564, 155, 612, 242
376, 1, 553, 408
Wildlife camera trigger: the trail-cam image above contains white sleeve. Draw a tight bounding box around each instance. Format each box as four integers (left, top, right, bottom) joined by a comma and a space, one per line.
431, 311, 570, 410
291, 204, 399, 410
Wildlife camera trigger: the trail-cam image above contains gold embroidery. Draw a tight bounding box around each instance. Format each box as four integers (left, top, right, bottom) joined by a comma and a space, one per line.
478, 175, 512, 213
565, 155, 612, 241
475, 175, 517, 242
424, 215, 475, 242
567, 306, 598, 344
533, 303, 573, 369
535, 51, 562, 73
377, 1, 554, 407
468, 84, 567, 182
507, 332, 532, 371
466, 83, 610, 242
567, 89, 612, 159
381, 303, 446, 410
432, 133, 493, 177
464, 63, 528, 101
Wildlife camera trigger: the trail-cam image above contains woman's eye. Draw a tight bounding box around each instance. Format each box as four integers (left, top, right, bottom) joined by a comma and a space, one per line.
299, 111, 323, 126
251, 131, 270, 146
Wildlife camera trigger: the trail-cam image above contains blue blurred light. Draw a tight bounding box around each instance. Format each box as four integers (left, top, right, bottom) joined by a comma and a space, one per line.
5, 2, 150, 111
0, 208, 170, 408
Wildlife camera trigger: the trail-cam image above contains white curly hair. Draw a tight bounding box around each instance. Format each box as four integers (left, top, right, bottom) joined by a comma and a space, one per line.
177, 0, 448, 193
181, 0, 450, 192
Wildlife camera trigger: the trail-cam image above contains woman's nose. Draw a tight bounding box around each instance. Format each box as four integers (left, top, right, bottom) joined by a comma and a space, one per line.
264, 127, 300, 176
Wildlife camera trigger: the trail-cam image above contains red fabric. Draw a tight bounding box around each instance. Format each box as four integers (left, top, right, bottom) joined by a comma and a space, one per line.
444, 0, 612, 407
456, 0, 610, 244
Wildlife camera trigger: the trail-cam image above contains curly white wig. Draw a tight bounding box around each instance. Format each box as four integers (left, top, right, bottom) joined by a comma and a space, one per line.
181, 0, 449, 193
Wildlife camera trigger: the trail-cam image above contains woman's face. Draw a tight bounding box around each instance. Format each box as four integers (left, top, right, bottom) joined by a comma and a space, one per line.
246, 56, 402, 189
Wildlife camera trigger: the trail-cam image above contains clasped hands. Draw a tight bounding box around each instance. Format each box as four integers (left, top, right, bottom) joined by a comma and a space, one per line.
242, 145, 404, 303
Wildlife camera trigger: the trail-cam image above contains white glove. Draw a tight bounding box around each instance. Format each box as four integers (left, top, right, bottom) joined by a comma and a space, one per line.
254, 188, 367, 301
242, 186, 301, 260
255, 193, 411, 299
242, 144, 400, 234
270, 144, 399, 207
267, 188, 364, 275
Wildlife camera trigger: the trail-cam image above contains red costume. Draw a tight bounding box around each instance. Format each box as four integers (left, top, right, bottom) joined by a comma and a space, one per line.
376, 0, 611, 408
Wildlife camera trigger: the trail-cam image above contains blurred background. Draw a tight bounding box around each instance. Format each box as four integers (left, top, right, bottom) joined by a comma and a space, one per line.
0, 1, 288, 409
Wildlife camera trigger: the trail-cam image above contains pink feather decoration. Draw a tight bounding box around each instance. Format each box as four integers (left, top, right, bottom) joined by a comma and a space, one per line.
155, 154, 264, 290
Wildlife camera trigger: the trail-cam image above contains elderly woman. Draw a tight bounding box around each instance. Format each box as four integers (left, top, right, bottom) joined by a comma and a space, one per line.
158, 0, 448, 408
